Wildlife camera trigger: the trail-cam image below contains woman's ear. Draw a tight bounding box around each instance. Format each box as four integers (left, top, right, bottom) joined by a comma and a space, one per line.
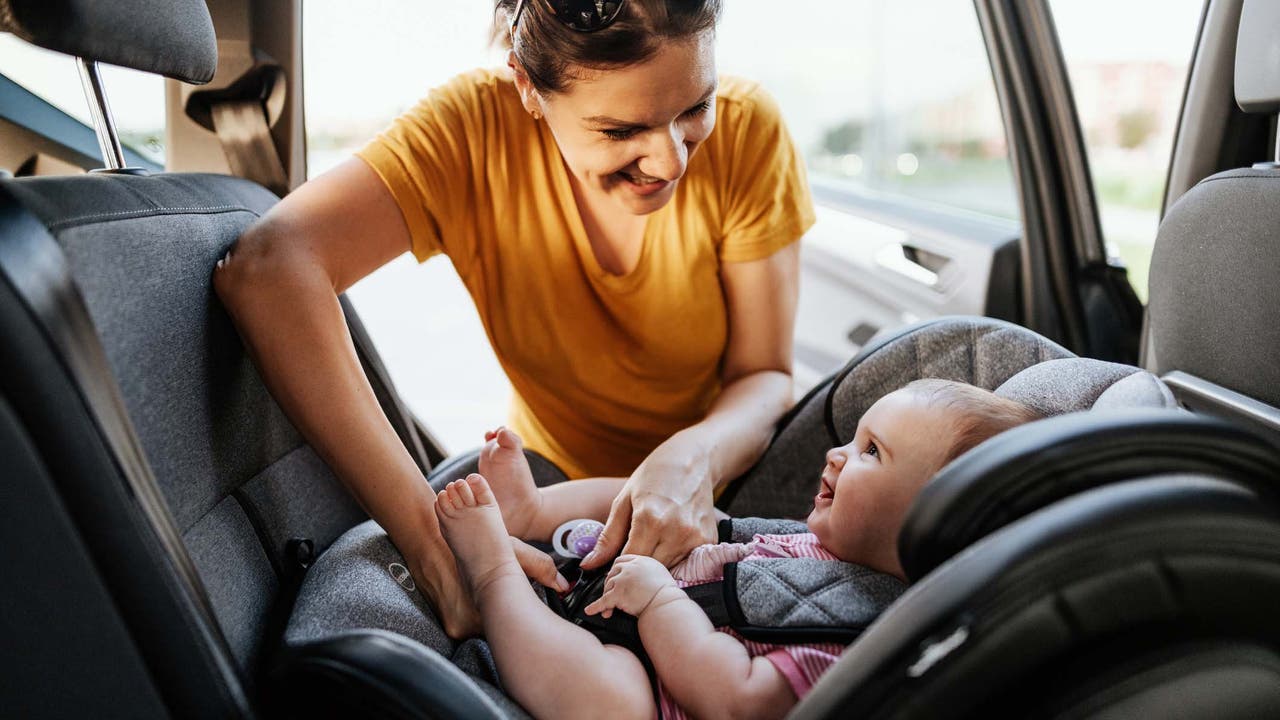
507, 50, 544, 119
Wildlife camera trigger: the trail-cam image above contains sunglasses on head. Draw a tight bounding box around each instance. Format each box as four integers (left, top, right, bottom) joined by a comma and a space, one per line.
511, 0, 626, 33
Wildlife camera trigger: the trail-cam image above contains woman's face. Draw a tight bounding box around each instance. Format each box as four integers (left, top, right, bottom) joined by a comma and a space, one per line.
516, 31, 718, 215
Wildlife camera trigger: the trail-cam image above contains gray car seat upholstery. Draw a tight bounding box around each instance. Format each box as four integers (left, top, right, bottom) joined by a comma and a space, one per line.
4, 174, 370, 674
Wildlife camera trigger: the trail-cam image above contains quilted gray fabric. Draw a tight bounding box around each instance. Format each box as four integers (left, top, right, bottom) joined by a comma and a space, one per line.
725, 517, 810, 543
994, 357, 1143, 416
829, 318, 1073, 443
735, 558, 905, 629
1091, 368, 1178, 410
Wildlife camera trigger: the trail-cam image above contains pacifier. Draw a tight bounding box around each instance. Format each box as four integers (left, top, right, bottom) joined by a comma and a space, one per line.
551, 518, 604, 559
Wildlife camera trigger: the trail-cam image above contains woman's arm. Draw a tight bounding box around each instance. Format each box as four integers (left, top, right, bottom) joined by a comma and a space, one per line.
214, 157, 481, 636
581, 242, 800, 569
586, 556, 796, 720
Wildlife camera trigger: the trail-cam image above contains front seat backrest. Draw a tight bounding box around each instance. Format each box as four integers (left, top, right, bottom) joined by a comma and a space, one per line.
1148, 0, 1280, 409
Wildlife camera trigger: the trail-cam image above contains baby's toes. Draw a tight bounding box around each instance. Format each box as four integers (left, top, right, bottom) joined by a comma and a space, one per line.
450, 475, 477, 507
435, 488, 457, 519
495, 427, 523, 451
466, 473, 496, 506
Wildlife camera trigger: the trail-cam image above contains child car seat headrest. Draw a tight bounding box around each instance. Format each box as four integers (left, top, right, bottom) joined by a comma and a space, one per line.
897, 409, 1280, 582
826, 317, 1074, 443
993, 357, 1177, 416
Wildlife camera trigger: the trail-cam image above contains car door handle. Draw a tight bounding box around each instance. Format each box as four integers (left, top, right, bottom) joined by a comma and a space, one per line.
875, 242, 955, 291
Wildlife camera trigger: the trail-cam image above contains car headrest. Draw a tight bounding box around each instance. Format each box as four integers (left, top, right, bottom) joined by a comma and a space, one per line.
0, 0, 217, 84
1235, 0, 1280, 113
898, 409, 1280, 582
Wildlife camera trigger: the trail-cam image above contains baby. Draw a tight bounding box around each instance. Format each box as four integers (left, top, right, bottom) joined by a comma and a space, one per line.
435, 379, 1040, 720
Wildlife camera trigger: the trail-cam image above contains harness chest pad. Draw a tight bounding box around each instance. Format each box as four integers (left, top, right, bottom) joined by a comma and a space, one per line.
721, 559, 905, 644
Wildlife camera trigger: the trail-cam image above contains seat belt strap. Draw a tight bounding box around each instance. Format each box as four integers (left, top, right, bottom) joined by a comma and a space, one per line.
209, 98, 288, 197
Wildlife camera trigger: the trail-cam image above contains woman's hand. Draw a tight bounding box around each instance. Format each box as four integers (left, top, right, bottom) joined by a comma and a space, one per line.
584, 555, 682, 619
579, 431, 719, 570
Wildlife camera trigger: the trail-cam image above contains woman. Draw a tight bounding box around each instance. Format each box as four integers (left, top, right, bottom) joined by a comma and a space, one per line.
214, 0, 814, 639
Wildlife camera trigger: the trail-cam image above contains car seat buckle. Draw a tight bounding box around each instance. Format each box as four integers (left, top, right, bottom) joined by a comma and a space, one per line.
287, 537, 315, 571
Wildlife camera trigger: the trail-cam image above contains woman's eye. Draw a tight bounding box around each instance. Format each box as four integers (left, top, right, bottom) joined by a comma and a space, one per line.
601, 127, 640, 141
685, 99, 712, 117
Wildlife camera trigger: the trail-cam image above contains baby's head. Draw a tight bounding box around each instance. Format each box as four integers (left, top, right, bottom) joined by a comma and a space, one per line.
807, 379, 1041, 578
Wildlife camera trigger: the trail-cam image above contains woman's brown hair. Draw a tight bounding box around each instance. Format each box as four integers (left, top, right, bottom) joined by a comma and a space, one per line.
493, 0, 722, 94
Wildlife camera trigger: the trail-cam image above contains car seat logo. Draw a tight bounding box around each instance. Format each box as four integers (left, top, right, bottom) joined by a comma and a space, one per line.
387, 563, 416, 592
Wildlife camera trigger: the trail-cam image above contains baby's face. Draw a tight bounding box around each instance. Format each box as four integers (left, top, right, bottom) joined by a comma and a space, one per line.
807, 388, 957, 578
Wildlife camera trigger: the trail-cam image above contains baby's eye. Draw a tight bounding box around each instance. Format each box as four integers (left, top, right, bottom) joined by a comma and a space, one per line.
863, 441, 878, 458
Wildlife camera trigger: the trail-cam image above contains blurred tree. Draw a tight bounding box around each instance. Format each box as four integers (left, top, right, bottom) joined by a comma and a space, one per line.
821, 118, 866, 155
1116, 109, 1157, 150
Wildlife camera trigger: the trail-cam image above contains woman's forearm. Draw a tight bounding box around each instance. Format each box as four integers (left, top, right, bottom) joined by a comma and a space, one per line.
638, 589, 793, 720
679, 369, 793, 492
215, 240, 442, 560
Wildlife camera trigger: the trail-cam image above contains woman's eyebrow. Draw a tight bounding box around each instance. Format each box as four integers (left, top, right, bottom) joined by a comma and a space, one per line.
583, 82, 718, 127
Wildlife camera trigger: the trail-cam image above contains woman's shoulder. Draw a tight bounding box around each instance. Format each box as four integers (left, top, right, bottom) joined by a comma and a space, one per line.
714, 75, 784, 130
415, 66, 523, 117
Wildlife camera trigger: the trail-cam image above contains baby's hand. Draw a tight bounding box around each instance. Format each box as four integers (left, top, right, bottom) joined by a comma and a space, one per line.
584, 555, 679, 619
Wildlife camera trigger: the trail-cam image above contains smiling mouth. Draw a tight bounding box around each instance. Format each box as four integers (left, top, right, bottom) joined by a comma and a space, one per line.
618, 170, 666, 186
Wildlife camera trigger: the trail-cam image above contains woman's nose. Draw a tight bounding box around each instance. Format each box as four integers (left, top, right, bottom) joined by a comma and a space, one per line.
639, 125, 688, 182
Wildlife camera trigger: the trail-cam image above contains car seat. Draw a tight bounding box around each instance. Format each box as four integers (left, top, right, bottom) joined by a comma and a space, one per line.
4, 2, 1280, 720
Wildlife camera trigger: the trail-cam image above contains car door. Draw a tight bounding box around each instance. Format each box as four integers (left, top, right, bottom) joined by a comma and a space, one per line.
715, 1, 1028, 392
974, 0, 1206, 365
720, 0, 1202, 393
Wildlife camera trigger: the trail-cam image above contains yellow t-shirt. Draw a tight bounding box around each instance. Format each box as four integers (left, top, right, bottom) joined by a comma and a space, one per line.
358, 68, 815, 479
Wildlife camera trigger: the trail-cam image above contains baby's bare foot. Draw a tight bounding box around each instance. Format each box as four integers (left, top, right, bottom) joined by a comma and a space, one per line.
478, 427, 543, 538
435, 474, 525, 601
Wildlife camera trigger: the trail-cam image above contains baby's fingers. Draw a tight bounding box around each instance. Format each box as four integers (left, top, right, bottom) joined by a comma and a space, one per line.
584, 595, 616, 618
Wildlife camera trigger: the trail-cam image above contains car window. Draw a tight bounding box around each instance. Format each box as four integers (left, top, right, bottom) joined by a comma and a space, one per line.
718, 0, 1018, 220
0, 36, 166, 169
304, 1, 507, 452
1049, 0, 1204, 303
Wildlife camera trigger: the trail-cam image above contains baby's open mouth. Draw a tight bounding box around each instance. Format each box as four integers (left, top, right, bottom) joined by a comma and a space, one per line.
817, 477, 835, 500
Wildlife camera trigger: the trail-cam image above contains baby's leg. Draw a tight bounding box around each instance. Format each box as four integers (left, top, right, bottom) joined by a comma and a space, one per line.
436, 474, 653, 720
480, 428, 625, 542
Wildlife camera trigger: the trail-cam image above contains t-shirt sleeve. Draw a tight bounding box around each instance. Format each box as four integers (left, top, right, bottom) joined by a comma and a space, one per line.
717, 84, 817, 264
356, 74, 482, 266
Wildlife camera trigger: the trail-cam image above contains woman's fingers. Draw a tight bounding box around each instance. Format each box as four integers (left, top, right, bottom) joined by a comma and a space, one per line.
649, 517, 715, 567
581, 493, 633, 569
617, 522, 660, 562
510, 537, 571, 592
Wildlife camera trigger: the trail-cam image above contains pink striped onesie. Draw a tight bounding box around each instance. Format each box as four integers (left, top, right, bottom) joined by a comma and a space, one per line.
655, 533, 847, 720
